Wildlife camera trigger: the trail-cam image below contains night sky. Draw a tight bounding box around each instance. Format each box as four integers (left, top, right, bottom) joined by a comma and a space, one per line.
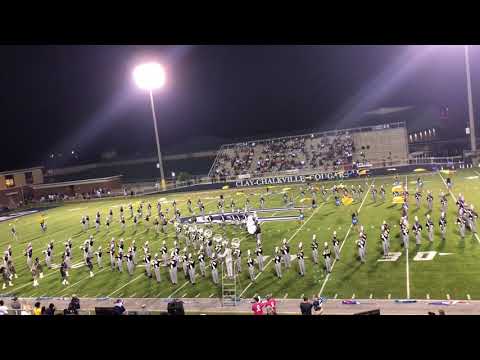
1, 45, 479, 171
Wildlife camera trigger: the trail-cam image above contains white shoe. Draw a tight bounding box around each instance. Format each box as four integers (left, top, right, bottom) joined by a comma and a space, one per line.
66, 271, 69, 277
2, 284, 6, 290
66, 281, 69, 285
9, 282, 13, 287
90, 271, 94, 278
39, 273, 44, 279
14, 274, 18, 279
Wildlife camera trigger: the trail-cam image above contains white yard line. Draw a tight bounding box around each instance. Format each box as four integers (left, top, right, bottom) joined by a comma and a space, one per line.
405, 175, 411, 299
438, 172, 480, 244
239, 197, 330, 298
57, 268, 108, 295
167, 280, 190, 298
107, 273, 144, 297
318, 181, 372, 296
406, 247, 410, 299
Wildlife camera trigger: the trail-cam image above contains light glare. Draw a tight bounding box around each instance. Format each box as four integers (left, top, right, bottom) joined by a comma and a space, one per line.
133, 62, 166, 91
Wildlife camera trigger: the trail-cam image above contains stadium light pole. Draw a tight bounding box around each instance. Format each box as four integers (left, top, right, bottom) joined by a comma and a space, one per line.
464, 45, 477, 153
133, 62, 167, 191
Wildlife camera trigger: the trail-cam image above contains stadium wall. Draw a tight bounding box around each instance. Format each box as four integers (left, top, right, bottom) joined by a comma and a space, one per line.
158, 163, 446, 195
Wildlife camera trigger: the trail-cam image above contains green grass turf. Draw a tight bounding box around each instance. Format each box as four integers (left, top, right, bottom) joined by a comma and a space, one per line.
2, 169, 480, 301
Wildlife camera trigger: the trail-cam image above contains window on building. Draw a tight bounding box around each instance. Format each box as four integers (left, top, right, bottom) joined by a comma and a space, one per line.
5, 175, 15, 188
25, 171, 34, 185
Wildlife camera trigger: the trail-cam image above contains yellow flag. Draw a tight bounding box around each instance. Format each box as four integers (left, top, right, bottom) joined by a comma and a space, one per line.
342, 196, 353, 206
359, 169, 368, 176
392, 196, 404, 204
391, 185, 403, 193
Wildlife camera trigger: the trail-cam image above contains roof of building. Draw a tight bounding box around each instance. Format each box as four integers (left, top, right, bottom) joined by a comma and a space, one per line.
0, 166, 44, 176
31, 175, 122, 190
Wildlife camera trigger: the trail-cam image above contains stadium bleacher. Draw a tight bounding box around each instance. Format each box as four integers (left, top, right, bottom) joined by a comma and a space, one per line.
209, 122, 408, 178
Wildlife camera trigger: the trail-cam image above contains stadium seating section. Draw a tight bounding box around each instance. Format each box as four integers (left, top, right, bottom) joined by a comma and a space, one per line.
210, 123, 408, 178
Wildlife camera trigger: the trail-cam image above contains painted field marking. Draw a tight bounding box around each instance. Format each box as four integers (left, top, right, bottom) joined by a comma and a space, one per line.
352, 293, 355, 299
300, 293, 304, 299
318, 181, 373, 296
181, 293, 187, 298
388, 294, 391, 299
209, 293, 214, 298
130, 293, 136, 298
239, 196, 330, 298
446, 294, 451, 300
467, 294, 471, 300
334, 293, 338, 299
439, 172, 480, 244
283, 293, 288, 299
57, 267, 108, 295
107, 273, 143, 297
195, 293, 200, 298
426, 294, 430, 300
369, 293, 373, 299
167, 280, 190, 298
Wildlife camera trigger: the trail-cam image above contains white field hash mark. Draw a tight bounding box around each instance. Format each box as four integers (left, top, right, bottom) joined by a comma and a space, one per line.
318, 180, 373, 297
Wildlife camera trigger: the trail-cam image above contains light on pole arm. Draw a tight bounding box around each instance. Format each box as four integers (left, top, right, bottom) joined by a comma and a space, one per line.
133, 62, 167, 191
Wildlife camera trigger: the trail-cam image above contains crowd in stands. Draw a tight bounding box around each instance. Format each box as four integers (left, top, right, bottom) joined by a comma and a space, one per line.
212, 132, 355, 178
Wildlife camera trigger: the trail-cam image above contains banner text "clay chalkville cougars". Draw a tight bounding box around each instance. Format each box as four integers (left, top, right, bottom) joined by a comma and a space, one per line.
235, 170, 358, 187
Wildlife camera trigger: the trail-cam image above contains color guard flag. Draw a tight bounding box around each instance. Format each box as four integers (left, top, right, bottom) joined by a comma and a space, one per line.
342, 196, 353, 206
391, 185, 403, 193
392, 196, 404, 204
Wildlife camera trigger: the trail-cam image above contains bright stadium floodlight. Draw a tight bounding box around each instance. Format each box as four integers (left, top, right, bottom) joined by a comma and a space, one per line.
133, 62, 166, 91
133, 62, 167, 191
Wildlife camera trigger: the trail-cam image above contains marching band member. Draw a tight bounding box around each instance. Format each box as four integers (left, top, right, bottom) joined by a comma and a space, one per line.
311, 234, 319, 264
281, 239, 291, 268
426, 191, 433, 211
256, 240, 264, 271
425, 214, 434, 242
86, 254, 94, 278
169, 254, 178, 285
198, 247, 206, 277
457, 213, 466, 239
144, 252, 152, 278
95, 246, 103, 268
126, 248, 135, 276
273, 247, 282, 279
210, 254, 219, 285
332, 231, 340, 260
323, 242, 332, 273
233, 243, 242, 274
381, 229, 389, 256
412, 216, 423, 245
297, 243, 305, 276
380, 184, 386, 202
439, 212, 447, 241
60, 259, 69, 285
356, 236, 366, 263
43, 244, 52, 269
25, 243, 33, 270
152, 254, 161, 282
188, 254, 196, 284
414, 190, 422, 209
247, 250, 256, 282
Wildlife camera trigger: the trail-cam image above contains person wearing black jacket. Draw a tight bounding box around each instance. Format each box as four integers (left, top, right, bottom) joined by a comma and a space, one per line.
300, 297, 313, 315
113, 299, 126, 315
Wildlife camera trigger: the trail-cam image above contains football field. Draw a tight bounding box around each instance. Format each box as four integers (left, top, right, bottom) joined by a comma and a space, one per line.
2, 168, 480, 302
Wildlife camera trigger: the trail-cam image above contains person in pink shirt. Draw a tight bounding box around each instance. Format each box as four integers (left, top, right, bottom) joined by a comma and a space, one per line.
251, 296, 266, 315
